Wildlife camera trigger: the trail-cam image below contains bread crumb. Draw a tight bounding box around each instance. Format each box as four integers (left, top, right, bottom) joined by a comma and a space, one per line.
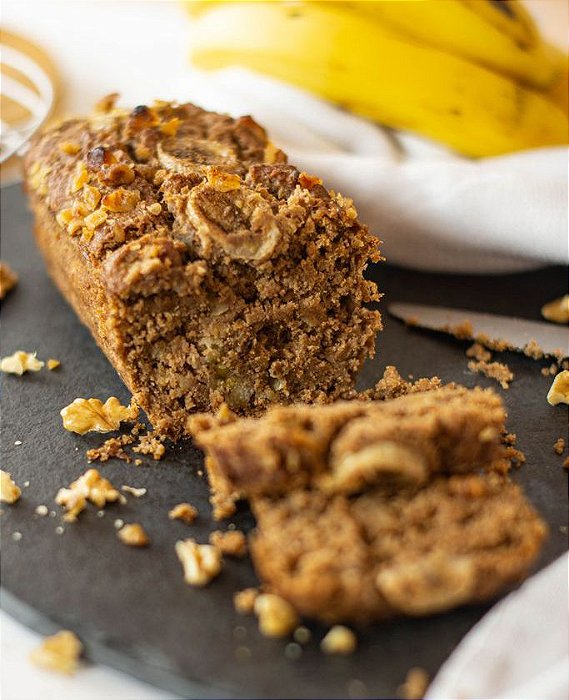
121, 485, 147, 498
1, 351, 44, 375
0, 470, 21, 503
554, 438, 566, 455
175, 539, 222, 586
234, 587, 259, 615
398, 667, 430, 700
117, 523, 149, 547
209, 530, 247, 557
442, 320, 473, 340
47, 359, 61, 370
254, 593, 299, 638
168, 502, 198, 524
468, 359, 513, 389
541, 295, 569, 324
87, 434, 135, 463
134, 459, 142, 466
0, 261, 18, 299
35, 504, 49, 516
320, 625, 357, 655
541, 363, 559, 377
30, 631, 82, 675
522, 339, 544, 360
61, 397, 138, 434
55, 468, 120, 521
466, 342, 492, 362
547, 371, 569, 406
133, 433, 165, 460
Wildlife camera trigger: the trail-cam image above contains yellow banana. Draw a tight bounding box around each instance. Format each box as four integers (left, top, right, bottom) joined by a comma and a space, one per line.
188, 2, 568, 158
352, 0, 564, 91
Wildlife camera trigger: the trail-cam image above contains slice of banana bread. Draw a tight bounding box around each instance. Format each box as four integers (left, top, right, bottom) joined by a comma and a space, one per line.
24, 97, 381, 438
251, 475, 547, 623
190, 383, 511, 517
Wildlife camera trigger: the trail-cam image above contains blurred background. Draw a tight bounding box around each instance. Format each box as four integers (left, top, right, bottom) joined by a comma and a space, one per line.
2, 1, 568, 270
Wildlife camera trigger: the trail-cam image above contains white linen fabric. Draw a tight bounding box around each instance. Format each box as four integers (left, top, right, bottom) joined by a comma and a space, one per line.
426, 553, 569, 700
179, 67, 569, 274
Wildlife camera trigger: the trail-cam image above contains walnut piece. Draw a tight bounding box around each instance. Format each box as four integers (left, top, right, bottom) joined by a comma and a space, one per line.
60, 397, 138, 434
0, 261, 18, 299
541, 295, 569, 325
55, 468, 121, 522
254, 593, 298, 638
30, 630, 83, 675
175, 539, 222, 586
0, 470, 21, 503
547, 370, 569, 406
70, 161, 89, 193
1, 351, 44, 375
320, 625, 357, 655
168, 502, 198, 524
117, 523, 149, 547
102, 188, 140, 213
234, 587, 259, 615
47, 358, 61, 370
554, 438, 566, 455
208, 529, 247, 557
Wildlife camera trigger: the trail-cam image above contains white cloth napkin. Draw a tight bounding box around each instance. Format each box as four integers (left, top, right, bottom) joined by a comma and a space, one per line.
179, 67, 568, 274
426, 553, 569, 700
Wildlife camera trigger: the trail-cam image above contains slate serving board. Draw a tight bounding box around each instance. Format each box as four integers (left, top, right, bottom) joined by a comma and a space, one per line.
1, 182, 567, 700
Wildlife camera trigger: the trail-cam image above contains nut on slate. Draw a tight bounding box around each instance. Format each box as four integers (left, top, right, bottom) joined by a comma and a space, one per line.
60, 396, 138, 434
254, 593, 299, 638
547, 370, 569, 406
30, 630, 83, 675
320, 625, 357, 655
209, 529, 247, 557
117, 523, 149, 547
541, 295, 569, 324
168, 502, 198, 524
0, 470, 21, 503
175, 539, 222, 586
0, 351, 44, 375
56, 468, 121, 521
234, 587, 259, 615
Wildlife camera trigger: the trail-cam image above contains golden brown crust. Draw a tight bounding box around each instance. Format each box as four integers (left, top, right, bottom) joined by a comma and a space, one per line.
251, 474, 547, 623
24, 100, 381, 437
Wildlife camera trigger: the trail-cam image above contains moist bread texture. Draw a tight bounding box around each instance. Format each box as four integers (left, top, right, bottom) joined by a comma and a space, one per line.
191, 382, 510, 516
192, 384, 547, 623
251, 475, 547, 623
24, 98, 381, 438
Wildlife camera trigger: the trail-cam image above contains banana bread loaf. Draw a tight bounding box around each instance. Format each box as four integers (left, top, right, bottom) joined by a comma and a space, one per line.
24, 97, 381, 438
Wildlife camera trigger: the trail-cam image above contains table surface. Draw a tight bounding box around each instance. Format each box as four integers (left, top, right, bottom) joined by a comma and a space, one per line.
1, 182, 568, 699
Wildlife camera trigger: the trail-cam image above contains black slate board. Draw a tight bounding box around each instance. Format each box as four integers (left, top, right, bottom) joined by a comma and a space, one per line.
1, 182, 567, 700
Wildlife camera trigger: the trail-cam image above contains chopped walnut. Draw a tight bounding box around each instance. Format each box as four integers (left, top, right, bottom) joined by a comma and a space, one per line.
320, 625, 357, 655
56, 468, 120, 521
59, 142, 81, 156
117, 523, 149, 547
541, 295, 569, 325
0, 261, 18, 299
175, 539, 223, 586
82, 184, 102, 211
122, 485, 147, 498
205, 167, 241, 192
29, 161, 51, 194
47, 358, 60, 370
160, 117, 181, 136
102, 188, 140, 213
547, 371, 569, 406
70, 161, 89, 193
60, 396, 138, 434
465, 342, 492, 362
234, 587, 259, 615
0, 470, 21, 503
554, 438, 566, 455
83, 209, 108, 231
254, 593, 298, 638
30, 630, 83, 675
209, 529, 247, 557
467, 359, 513, 389
0, 351, 44, 375
168, 502, 198, 524
522, 339, 544, 360
398, 667, 430, 700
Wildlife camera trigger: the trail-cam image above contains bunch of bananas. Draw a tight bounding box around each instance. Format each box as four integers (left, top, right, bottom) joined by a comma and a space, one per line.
185, 0, 568, 158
